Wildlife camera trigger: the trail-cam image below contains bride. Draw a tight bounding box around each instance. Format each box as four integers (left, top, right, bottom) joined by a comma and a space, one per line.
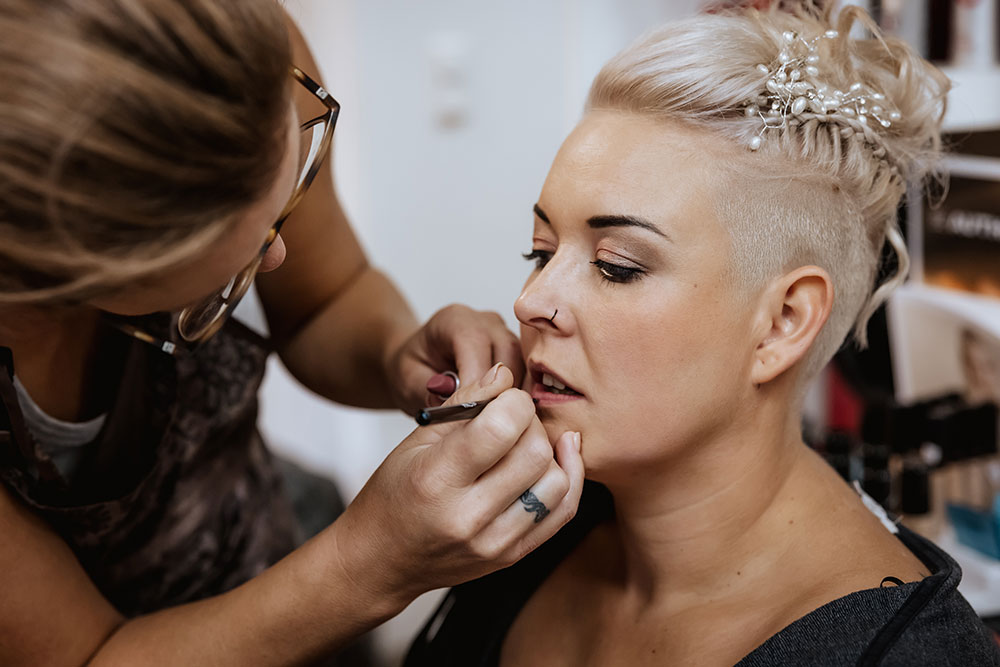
407, 3, 1000, 666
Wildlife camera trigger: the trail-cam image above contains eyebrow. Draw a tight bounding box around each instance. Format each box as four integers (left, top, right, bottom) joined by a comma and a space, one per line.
533, 203, 670, 240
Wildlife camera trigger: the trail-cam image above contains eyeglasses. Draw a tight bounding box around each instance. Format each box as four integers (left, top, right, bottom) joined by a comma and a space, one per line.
111, 67, 340, 355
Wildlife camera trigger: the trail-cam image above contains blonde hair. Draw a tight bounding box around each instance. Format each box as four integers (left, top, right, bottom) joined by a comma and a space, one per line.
0, 0, 292, 305
587, 3, 948, 380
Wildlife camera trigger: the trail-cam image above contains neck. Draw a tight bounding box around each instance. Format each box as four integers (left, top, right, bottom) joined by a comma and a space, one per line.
598, 386, 821, 611
0, 305, 113, 421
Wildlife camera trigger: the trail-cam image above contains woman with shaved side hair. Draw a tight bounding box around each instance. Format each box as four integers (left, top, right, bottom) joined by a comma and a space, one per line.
407, 3, 1000, 665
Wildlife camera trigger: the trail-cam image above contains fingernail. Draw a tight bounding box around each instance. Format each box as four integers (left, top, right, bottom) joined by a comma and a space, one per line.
480, 362, 504, 387
426, 373, 457, 396
573, 432, 582, 452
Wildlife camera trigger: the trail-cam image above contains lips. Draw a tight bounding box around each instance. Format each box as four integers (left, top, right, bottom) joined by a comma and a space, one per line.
528, 361, 584, 404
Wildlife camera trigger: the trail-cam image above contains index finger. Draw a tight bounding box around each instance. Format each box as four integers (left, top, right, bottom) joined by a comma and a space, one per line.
438, 387, 537, 483
453, 333, 493, 389
418, 363, 513, 428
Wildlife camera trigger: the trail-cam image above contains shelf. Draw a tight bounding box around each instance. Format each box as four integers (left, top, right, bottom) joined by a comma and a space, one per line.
887, 283, 1000, 404
892, 283, 1000, 336
941, 66, 1000, 134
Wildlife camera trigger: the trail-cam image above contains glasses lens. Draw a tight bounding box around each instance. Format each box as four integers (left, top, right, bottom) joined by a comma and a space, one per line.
297, 120, 328, 191
176, 106, 331, 344
177, 267, 255, 342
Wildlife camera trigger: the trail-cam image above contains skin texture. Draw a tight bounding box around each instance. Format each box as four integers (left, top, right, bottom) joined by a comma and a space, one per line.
502, 111, 927, 667
0, 15, 584, 667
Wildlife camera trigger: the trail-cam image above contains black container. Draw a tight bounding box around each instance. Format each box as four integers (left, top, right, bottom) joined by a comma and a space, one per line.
927, 0, 953, 62
900, 461, 931, 516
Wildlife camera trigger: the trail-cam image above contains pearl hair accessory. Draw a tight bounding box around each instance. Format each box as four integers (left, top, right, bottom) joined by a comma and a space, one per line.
744, 29, 902, 156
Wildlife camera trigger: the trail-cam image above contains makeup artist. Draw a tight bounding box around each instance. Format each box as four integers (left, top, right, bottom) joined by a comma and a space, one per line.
0, 1, 584, 665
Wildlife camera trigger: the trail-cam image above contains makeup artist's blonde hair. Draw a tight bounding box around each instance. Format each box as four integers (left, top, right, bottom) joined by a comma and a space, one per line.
587, 2, 948, 380
0, 0, 291, 305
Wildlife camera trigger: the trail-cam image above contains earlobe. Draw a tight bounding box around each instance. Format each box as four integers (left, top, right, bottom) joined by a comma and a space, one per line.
750, 266, 834, 386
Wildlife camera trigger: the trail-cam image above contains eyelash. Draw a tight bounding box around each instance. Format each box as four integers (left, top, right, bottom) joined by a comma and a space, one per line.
522, 250, 551, 270
592, 260, 644, 284
521, 250, 645, 284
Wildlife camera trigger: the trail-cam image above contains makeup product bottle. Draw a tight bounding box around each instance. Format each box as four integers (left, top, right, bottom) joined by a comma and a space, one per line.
862, 443, 892, 508
861, 402, 892, 507
900, 458, 937, 537
926, 0, 954, 62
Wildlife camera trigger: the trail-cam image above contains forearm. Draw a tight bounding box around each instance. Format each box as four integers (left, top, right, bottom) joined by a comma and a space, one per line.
89, 522, 409, 666
276, 265, 419, 409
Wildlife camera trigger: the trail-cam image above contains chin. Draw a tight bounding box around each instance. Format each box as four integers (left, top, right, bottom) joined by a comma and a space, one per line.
561, 420, 698, 485
538, 415, 606, 476
538, 413, 572, 447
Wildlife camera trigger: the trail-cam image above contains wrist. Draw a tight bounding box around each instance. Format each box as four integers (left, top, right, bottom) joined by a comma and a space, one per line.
321, 511, 419, 622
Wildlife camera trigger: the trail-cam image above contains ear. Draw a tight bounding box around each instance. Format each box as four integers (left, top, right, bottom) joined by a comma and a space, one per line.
750, 266, 834, 386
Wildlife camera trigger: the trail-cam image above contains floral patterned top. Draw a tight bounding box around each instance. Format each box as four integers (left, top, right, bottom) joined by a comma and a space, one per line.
0, 315, 298, 615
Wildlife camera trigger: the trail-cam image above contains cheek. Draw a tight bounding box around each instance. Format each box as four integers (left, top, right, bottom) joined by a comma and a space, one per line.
579, 284, 751, 470
599, 285, 730, 391
91, 232, 262, 316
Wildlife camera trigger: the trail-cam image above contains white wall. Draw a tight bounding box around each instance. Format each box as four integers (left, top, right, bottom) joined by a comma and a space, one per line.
254, 1, 701, 664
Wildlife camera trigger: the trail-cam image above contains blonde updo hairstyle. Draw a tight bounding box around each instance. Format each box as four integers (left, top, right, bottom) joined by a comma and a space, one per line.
0, 0, 292, 306
587, 2, 948, 381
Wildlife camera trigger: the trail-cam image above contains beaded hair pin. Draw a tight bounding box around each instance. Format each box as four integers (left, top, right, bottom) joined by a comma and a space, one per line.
744, 28, 901, 158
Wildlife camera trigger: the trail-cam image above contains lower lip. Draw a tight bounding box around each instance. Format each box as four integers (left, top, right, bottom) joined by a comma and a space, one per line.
530, 382, 585, 406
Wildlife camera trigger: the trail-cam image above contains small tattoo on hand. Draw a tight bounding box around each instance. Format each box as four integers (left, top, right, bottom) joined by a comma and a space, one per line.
519, 490, 550, 523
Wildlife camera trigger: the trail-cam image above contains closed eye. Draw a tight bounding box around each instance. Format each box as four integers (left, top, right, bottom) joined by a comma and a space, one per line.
522, 249, 552, 271
592, 260, 644, 284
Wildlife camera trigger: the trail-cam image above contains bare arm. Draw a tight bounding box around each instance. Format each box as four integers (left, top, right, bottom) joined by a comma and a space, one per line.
90, 523, 402, 665
0, 484, 403, 667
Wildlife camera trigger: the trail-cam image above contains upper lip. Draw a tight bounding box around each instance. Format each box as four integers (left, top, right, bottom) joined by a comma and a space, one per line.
527, 360, 583, 395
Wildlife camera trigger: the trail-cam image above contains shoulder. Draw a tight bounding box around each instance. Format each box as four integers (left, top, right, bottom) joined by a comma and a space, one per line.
742, 526, 1000, 666
864, 526, 1000, 666
778, 461, 930, 619
876, 586, 1000, 666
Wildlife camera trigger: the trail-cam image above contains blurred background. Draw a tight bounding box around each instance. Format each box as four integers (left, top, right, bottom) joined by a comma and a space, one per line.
233, 1, 1000, 664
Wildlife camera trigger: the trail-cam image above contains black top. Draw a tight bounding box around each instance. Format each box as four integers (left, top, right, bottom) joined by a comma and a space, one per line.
406, 482, 1000, 666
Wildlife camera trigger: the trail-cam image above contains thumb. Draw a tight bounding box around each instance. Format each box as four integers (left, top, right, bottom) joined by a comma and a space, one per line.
553, 430, 585, 510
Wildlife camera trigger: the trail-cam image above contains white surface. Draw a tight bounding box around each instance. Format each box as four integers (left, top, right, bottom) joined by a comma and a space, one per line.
935, 526, 1000, 617
887, 283, 1000, 404
942, 66, 1000, 134
942, 153, 1000, 181
952, 0, 997, 70
905, 181, 925, 283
